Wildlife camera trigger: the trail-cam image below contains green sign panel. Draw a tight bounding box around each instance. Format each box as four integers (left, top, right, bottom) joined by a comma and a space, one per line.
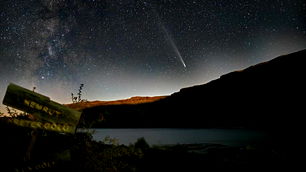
2, 83, 81, 134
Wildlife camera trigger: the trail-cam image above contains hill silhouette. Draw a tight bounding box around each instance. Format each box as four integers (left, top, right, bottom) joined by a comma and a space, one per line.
77, 49, 305, 130
67, 96, 166, 111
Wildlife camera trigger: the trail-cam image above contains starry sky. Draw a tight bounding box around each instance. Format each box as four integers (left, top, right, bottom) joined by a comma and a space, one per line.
1, 0, 306, 111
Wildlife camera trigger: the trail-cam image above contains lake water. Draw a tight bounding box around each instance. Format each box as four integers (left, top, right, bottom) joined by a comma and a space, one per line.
88, 128, 267, 146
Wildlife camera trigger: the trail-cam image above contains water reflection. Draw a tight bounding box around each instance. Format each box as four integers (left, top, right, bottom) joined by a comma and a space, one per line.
88, 128, 267, 146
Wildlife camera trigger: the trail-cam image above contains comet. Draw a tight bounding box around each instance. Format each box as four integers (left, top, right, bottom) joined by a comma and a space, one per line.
160, 24, 187, 68
155, 11, 186, 68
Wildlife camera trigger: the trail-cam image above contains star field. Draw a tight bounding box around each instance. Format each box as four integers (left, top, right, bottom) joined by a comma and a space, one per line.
1, 0, 306, 110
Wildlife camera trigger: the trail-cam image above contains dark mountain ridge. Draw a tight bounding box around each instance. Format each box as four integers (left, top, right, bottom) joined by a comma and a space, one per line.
80, 49, 305, 130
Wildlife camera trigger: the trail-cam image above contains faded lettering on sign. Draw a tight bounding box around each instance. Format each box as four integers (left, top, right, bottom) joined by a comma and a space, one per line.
9, 118, 74, 133
24, 99, 62, 117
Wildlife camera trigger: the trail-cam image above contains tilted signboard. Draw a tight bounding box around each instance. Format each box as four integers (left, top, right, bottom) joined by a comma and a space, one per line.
2, 83, 82, 134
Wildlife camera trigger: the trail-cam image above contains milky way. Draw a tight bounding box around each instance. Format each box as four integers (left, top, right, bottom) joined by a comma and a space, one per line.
1, 0, 306, 112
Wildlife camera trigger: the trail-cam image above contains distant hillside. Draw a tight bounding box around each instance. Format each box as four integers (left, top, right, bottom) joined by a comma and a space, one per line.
67, 96, 166, 111
78, 49, 305, 130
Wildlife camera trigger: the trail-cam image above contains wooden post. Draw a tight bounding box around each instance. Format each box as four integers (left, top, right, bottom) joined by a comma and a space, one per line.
25, 129, 37, 161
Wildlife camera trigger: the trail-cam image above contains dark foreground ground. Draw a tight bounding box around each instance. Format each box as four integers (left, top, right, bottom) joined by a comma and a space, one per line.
0, 119, 299, 172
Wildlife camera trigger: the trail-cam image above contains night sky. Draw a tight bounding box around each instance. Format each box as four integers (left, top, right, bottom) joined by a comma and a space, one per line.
1, 0, 306, 111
